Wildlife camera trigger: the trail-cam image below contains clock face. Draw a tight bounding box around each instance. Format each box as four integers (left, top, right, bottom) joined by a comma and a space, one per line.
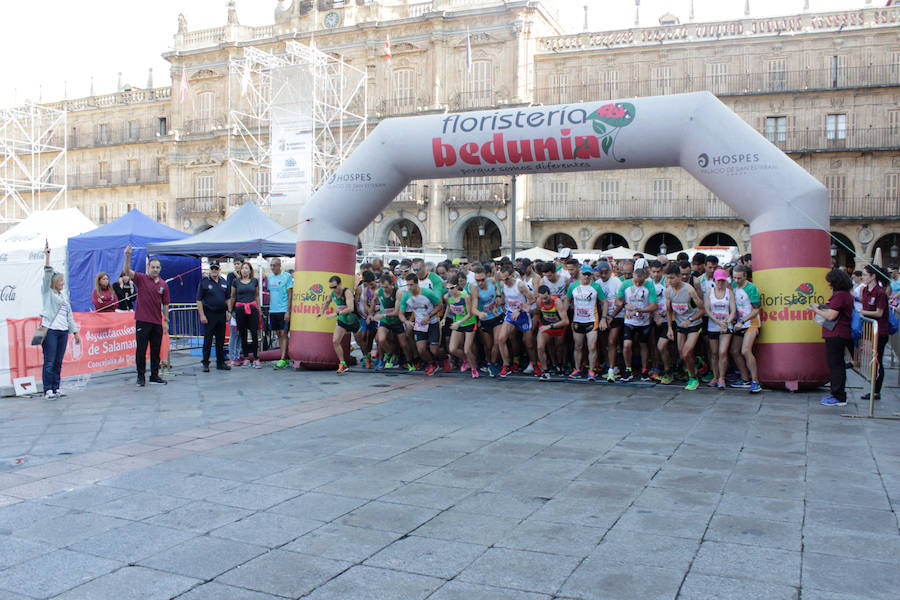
324, 12, 340, 28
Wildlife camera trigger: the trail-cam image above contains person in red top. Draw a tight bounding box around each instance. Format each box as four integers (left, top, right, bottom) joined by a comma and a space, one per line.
92, 272, 118, 312
123, 245, 170, 387
858, 264, 891, 400
807, 268, 854, 406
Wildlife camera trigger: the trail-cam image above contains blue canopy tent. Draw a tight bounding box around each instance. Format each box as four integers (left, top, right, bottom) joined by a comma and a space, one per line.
67, 210, 201, 312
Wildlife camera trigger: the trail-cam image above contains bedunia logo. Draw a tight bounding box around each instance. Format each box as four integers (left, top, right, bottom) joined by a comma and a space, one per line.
432, 103, 635, 168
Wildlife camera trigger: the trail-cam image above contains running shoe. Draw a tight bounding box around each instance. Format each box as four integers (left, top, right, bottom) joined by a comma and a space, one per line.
621, 369, 634, 382
54, 389, 67, 398
488, 363, 500, 378
749, 381, 762, 394
471, 368, 480, 379
523, 362, 534, 375
498, 365, 511, 378
568, 369, 583, 380
730, 379, 751, 389
533, 363, 543, 377
861, 392, 881, 401
700, 371, 715, 383
336, 363, 350, 374
273, 359, 287, 369
604, 369, 617, 383
43, 390, 57, 399
232, 358, 244, 368
253, 361, 262, 369
443, 358, 453, 373
375, 358, 385, 371
640, 369, 651, 382
717, 381, 726, 389
510, 362, 520, 373
820, 396, 846, 406
684, 378, 699, 391
407, 362, 417, 372
385, 355, 396, 369
460, 360, 470, 373
648, 368, 661, 382
556, 365, 567, 376
587, 370, 597, 381
706, 380, 718, 388
658, 372, 674, 385
363, 356, 372, 369
539, 372, 551, 381
425, 363, 438, 376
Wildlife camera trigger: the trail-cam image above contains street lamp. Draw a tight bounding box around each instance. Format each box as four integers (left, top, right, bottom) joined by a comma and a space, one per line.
478, 220, 486, 237
659, 233, 667, 255
891, 234, 899, 259
830, 243, 837, 257
400, 224, 409, 238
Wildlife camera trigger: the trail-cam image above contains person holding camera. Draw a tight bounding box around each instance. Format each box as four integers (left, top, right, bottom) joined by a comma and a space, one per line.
39, 244, 80, 399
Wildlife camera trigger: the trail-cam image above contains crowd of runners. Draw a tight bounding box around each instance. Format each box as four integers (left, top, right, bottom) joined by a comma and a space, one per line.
316, 250, 763, 393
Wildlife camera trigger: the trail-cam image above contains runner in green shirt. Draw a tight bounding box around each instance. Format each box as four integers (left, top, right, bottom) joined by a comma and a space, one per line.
443, 274, 479, 378
316, 275, 358, 374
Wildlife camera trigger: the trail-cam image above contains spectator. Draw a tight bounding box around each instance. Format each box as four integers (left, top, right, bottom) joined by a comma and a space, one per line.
196, 260, 232, 373
226, 256, 245, 366
858, 264, 890, 401
229, 261, 262, 368
92, 272, 117, 312
267, 257, 293, 369
807, 268, 854, 406
40, 245, 80, 399
889, 265, 900, 306
112, 271, 135, 311
122, 245, 169, 386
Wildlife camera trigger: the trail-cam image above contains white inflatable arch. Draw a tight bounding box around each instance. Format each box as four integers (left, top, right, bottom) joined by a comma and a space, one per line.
288, 92, 830, 389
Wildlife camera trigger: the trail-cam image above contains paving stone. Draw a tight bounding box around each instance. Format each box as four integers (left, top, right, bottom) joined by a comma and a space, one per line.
254, 464, 344, 490
691, 540, 801, 586
302, 565, 443, 600
139, 535, 266, 580
215, 549, 350, 598
13, 510, 129, 548
69, 521, 197, 563
411, 509, 520, 546
202, 482, 300, 510
802, 529, 900, 564
805, 481, 891, 510
678, 573, 799, 600
724, 475, 807, 500
428, 581, 550, 600
378, 482, 473, 510
365, 535, 487, 579
0, 536, 55, 569
176, 581, 281, 599
650, 466, 730, 493
559, 558, 684, 600
0, 549, 122, 599
802, 551, 900, 599
88, 491, 189, 520
716, 494, 805, 524
633, 486, 719, 515
458, 547, 581, 595
528, 497, 622, 529
577, 464, 657, 487
554, 481, 641, 506
315, 475, 405, 499
38, 484, 132, 509
144, 500, 253, 533
804, 504, 900, 536
267, 491, 366, 522
0, 502, 69, 532
706, 514, 801, 551
52, 566, 200, 600
452, 491, 546, 520
283, 523, 398, 561
417, 468, 500, 489
592, 529, 698, 571
336, 501, 439, 534
612, 507, 710, 540
496, 518, 606, 557
210, 511, 321, 547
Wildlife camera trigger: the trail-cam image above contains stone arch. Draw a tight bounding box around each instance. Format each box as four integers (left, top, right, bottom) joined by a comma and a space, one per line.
448, 210, 507, 255
643, 231, 684, 256
592, 232, 629, 250
542, 232, 578, 252
829, 230, 856, 269
699, 231, 739, 247
373, 212, 427, 247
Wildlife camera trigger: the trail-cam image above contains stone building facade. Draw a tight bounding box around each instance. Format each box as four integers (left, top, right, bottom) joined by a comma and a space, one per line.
13, 0, 900, 268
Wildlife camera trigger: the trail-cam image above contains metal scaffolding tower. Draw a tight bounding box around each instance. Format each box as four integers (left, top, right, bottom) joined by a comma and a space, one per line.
226, 41, 367, 221
0, 103, 67, 224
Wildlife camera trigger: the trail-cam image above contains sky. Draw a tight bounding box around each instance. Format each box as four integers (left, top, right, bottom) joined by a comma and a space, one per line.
0, 0, 873, 109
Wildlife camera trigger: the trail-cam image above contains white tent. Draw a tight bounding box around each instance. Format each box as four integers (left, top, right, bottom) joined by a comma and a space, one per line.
595, 246, 637, 261
668, 246, 741, 265
0, 208, 96, 320
504, 246, 558, 262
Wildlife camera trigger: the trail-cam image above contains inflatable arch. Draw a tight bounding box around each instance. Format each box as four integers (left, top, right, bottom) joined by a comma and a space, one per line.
288, 91, 830, 389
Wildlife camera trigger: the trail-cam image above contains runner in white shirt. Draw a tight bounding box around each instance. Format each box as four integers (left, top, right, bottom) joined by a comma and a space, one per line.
649, 260, 674, 384
704, 269, 736, 389
616, 267, 658, 381
596, 260, 624, 382
496, 265, 537, 378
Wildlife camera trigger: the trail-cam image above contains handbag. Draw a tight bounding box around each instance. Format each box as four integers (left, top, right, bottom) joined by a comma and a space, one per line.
889, 308, 899, 336
32, 304, 65, 346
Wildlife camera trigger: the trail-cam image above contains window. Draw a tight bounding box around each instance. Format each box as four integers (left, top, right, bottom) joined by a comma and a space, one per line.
198, 92, 215, 130
97, 203, 109, 225
597, 180, 620, 204
155, 157, 166, 177
706, 62, 729, 91
126, 202, 137, 213
599, 70, 619, 97
549, 181, 569, 204
156, 200, 168, 223
826, 114, 846, 140
765, 116, 787, 143
127, 120, 138, 140
469, 60, 493, 106
551, 72, 569, 102
98, 123, 109, 143
98, 161, 109, 181
767, 59, 786, 91
652, 179, 673, 202
126, 159, 138, 179
886, 174, 899, 203
70, 126, 78, 148
653, 66, 672, 94
196, 174, 215, 198
158, 117, 168, 136
828, 55, 848, 88
256, 169, 271, 197
825, 175, 846, 206
391, 68, 415, 112
891, 51, 900, 83
890, 110, 900, 136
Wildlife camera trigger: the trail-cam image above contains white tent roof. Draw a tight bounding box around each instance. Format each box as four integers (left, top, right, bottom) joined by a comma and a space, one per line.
0, 208, 96, 261
668, 246, 741, 265
506, 246, 558, 261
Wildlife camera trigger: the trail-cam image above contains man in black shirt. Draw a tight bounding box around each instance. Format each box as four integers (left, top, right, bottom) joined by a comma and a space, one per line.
225, 256, 244, 365
197, 261, 232, 372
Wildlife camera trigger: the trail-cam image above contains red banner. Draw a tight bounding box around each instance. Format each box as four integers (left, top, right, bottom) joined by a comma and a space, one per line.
6, 312, 170, 381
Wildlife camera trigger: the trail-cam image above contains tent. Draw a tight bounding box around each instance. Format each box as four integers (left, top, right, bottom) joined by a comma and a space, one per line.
147, 201, 296, 258
67, 210, 201, 312
668, 246, 741, 265
595, 246, 637, 261
0, 208, 96, 320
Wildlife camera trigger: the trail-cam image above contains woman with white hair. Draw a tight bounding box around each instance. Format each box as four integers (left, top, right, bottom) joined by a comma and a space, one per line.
39, 244, 80, 399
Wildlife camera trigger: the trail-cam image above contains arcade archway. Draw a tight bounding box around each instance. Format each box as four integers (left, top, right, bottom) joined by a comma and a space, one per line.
593, 232, 629, 250
872, 233, 900, 266
699, 231, 738, 247
644, 232, 683, 256
461, 217, 502, 262
544, 232, 577, 252
386, 218, 423, 248
829, 231, 855, 269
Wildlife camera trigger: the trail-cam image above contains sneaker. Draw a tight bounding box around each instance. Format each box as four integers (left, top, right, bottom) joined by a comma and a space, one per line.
43, 390, 57, 399
241, 360, 250, 368
136, 377, 145, 387
253, 361, 262, 369
730, 379, 751, 389
523, 362, 535, 375
202, 364, 210, 373
659, 372, 674, 385
604, 369, 617, 383
717, 381, 726, 389
684, 378, 699, 391
539, 372, 551, 381
149, 377, 167, 385
821, 396, 847, 406
336, 363, 350, 374
510, 362, 520, 373
54, 389, 66, 398
385, 355, 396, 369
488, 363, 501, 378
375, 358, 385, 371
363, 356, 372, 369
273, 359, 289, 369
621, 369, 634, 382
443, 358, 452, 373
498, 365, 511, 378
706, 380, 718, 388
700, 371, 715, 383
216, 364, 232, 370
533, 363, 543, 377
568, 369, 583, 380
587, 370, 597, 382
425, 363, 438, 376
460, 360, 469, 373
555, 365, 566, 376
861, 392, 881, 401
640, 369, 651, 382
471, 368, 480, 379
232, 359, 243, 368
407, 362, 417, 372
749, 381, 762, 394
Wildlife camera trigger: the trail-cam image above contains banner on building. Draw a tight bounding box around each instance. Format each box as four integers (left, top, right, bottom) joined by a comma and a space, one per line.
270, 63, 315, 220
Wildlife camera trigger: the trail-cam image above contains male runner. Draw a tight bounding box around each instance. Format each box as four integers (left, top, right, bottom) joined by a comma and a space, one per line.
399, 273, 444, 375
665, 263, 706, 390
649, 260, 674, 384
372, 274, 411, 370
535, 284, 569, 379
468, 265, 505, 376
267, 257, 293, 369
617, 266, 658, 381
596, 261, 623, 382
496, 265, 537, 378
730, 265, 762, 393
566, 265, 608, 380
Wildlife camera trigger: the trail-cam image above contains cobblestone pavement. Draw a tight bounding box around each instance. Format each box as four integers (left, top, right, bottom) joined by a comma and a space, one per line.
0, 355, 898, 599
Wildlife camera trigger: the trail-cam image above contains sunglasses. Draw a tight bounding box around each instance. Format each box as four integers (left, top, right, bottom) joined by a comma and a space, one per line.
412, 267, 422, 272
460, 262, 469, 265
475, 278, 486, 283
446, 284, 457, 289
329, 285, 337, 290
210, 266, 220, 269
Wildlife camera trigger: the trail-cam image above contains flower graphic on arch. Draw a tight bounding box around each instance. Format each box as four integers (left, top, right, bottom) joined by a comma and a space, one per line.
787, 282, 814, 305
310, 283, 324, 294
586, 102, 636, 163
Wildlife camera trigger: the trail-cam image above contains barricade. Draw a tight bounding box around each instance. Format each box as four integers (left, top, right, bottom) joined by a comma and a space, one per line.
847, 314, 900, 420
168, 303, 203, 351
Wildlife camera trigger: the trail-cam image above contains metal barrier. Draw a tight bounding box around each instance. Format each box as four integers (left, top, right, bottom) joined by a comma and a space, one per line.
893, 307, 900, 384
847, 314, 900, 420
168, 303, 203, 351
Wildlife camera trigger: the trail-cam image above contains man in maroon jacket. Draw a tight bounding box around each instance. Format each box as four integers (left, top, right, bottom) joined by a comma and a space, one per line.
123, 245, 170, 387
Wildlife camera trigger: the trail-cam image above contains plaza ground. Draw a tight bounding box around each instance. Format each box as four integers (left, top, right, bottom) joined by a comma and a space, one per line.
0, 355, 899, 599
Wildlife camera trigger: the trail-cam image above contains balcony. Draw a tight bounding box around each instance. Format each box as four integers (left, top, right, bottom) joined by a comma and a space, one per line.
448, 90, 501, 111
527, 197, 739, 220
763, 127, 900, 153
175, 196, 228, 222
830, 197, 900, 220
183, 119, 224, 135
391, 183, 428, 208
56, 123, 168, 150
53, 169, 168, 190
443, 182, 508, 207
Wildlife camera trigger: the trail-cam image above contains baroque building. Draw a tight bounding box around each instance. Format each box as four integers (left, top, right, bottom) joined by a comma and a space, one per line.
13, 0, 900, 268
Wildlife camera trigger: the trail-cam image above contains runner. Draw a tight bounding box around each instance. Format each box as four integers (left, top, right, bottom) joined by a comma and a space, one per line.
497, 265, 538, 378
443, 274, 479, 378
596, 261, 623, 382
649, 260, 674, 384
705, 268, 736, 389
665, 263, 706, 391
520, 259, 543, 374
316, 275, 358, 374
267, 257, 293, 369
730, 265, 762, 393
566, 265, 608, 380
372, 274, 412, 371
469, 265, 505, 377
535, 284, 569, 380
354, 270, 378, 369
617, 266, 658, 382
399, 273, 444, 375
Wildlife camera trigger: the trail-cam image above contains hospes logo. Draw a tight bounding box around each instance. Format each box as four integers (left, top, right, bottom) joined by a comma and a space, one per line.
698, 153, 709, 168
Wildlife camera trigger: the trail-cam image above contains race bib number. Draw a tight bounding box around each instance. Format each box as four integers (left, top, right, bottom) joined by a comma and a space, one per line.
672, 302, 689, 314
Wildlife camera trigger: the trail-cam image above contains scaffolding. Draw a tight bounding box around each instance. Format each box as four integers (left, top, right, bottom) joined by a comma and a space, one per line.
0, 103, 67, 224
226, 41, 367, 221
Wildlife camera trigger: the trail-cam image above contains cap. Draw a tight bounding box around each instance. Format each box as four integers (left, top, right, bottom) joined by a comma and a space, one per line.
452, 258, 460, 265
634, 258, 648, 270
209, 260, 221, 268
714, 269, 729, 281
597, 261, 611, 271
580, 265, 593, 274
558, 247, 572, 258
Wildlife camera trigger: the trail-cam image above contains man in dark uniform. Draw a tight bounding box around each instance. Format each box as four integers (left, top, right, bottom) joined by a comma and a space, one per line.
196, 261, 232, 372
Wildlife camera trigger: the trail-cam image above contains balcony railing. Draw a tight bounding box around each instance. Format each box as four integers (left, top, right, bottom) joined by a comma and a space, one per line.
443, 182, 508, 207
830, 197, 900, 219
527, 197, 739, 220
44, 87, 171, 113
184, 119, 224, 135
763, 127, 900, 153
449, 90, 501, 111
51, 169, 168, 190
54, 123, 167, 149
176, 196, 228, 220
392, 183, 428, 207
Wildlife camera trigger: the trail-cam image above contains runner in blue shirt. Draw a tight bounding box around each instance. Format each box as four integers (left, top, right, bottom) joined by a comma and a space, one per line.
267, 257, 293, 369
